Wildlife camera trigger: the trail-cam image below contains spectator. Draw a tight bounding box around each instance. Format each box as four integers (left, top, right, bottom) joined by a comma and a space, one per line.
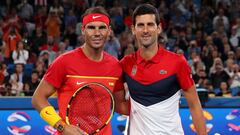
232, 18, 240, 36
221, 42, 232, 61
229, 26, 239, 49
34, 0, 47, 8
9, 72, 24, 96
166, 23, 178, 51
0, 63, 9, 82
229, 1, 240, 20
215, 0, 231, 10
12, 41, 29, 64
209, 57, 230, 92
175, 30, 189, 57
226, 51, 235, 61
34, 6, 48, 29
2, 26, 22, 64
188, 40, 201, 55
9, 63, 29, 84
49, 0, 64, 18
63, 26, 77, 49
2, 8, 22, 33
195, 30, 205, 48
119, 30, 135, 59
198, 8, 214, 35
201, 36, 215, 59
224, 58, 235, 77
34, 59, 46, 78
0, 63, 6, 85
170, 8, 187, 27
124, 8, 133, 30
213, 8, 229, 31
109, 1, 125, 35
56, 41, 68, 57
123, 43, 135, 56
215, 81, 231, 97
64, 9, 77, 29
17, 0, 34, 21
45, 9, 61, 43
104, 31, 121, 59
229, 64, 240, 96
23, 70, 40, 96
30, 26, 47, 56
185, 23, 194, 41
236, 47, 240, 65
2, 83, 12, 96
40, 36, 58, 52
193, 62, 209, 89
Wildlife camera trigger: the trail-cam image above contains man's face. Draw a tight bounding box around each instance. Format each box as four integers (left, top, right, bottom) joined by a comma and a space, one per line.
31, 73, 39, 80
15, 64, 23, 73
132, 14, 161, 48
83, 21, 110, 49
47, 36, 54, 44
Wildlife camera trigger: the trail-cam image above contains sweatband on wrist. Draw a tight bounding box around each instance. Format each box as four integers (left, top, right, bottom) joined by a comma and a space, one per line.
82, 13, 110, 27
40, 106, 62, 126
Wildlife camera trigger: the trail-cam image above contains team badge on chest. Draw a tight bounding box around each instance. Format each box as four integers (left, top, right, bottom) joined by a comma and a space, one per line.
131, 65, 137, 76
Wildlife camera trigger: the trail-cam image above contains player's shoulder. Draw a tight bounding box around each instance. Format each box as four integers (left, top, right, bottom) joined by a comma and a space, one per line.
103, 51, 119, 63
59, 48, 79, 58
120, 52, 136, 64
161, 48, 186, 62
52, 48, 79, 64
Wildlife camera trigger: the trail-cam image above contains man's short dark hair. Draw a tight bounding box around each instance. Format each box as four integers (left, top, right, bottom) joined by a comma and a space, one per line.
81, 6, 110, 21
132, 4, 160, 26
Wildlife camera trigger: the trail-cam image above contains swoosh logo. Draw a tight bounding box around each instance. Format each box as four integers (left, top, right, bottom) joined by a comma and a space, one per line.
76, 81, 85, 85
92, 16, 101, 19
45, 111, 51, 115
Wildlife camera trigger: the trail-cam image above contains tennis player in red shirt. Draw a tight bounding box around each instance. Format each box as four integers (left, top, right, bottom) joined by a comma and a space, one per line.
32, 6, 128, 135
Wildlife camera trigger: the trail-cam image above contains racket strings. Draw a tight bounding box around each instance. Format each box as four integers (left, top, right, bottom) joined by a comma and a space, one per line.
68, 85, 113, 133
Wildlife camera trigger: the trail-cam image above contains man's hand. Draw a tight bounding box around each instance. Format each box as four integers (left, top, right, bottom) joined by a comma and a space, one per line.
62, 124, 87, 135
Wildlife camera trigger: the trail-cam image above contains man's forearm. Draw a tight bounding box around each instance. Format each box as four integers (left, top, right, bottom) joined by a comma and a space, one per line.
115, 101, 129, 115
190, 107, 207, 135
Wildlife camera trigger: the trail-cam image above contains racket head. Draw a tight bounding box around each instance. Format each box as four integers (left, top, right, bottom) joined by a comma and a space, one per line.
65, 82, 115, 134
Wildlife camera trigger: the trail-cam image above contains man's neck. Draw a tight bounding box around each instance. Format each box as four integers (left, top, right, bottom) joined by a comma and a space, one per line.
140, 44, 158, 61
81, 44, 103, 62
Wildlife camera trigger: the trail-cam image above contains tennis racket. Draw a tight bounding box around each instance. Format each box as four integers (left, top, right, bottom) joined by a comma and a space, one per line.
65, 82, 115, 135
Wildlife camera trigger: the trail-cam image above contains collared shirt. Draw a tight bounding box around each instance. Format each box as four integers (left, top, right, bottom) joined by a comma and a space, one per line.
44, 48, 124, 135
120, 46, 194, 135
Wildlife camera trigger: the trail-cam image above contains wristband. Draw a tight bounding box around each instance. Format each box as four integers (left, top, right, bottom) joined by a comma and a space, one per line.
40, 106, 62, 126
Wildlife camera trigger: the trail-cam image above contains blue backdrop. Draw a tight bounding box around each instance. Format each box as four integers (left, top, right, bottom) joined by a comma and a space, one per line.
0, 97, 239, 135
1, 108, 240, 135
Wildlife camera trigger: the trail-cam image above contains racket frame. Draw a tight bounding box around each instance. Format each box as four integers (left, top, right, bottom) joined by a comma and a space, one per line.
65, 82, 115, 135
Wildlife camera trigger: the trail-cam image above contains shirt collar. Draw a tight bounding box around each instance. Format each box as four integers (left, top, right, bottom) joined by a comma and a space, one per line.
136, 45, 163, 64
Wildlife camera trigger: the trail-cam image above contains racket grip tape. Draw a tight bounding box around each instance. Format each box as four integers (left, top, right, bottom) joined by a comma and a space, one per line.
40, 106, 62, 126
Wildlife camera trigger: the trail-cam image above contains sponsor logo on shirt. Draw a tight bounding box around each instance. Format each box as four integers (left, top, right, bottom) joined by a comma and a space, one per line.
131, 65, 137, 76
159, 69, 167, 74
76, 81, 85, 85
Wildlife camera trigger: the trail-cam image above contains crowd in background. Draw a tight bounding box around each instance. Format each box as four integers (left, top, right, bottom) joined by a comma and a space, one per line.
0, 0, 239, 97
